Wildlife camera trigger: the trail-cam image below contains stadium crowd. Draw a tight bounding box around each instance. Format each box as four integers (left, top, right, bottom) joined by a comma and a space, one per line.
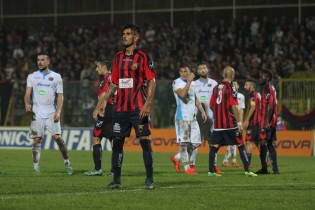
0, 15, 315, 84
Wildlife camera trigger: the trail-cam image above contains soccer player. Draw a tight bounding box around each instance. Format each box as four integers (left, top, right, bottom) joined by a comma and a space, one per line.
222, 81, 245, 168
208, 66, 257, 177
24, 52, 73, 175
243, 79, 261, 167
171, 64, 207, 174
84, 58, 116, 176
194, 63, 223, 174
99, 24, 156, 189
256, 69, 280, 174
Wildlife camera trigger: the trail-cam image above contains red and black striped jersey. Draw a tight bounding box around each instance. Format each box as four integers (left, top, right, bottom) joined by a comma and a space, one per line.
111, 49, 155, 112
98, 72, 116, 105
210, 81, 238, 129
247, 91, 261, 126
260, 83, 278, 129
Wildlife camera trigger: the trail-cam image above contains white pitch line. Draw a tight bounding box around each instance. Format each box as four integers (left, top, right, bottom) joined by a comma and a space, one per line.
1, 183, 314, 200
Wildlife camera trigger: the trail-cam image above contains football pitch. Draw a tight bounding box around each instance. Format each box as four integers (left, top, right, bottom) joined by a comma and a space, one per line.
0, 149, 314, 210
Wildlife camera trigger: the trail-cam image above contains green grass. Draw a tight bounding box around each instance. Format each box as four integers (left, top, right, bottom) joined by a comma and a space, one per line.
0, 149, 314, 210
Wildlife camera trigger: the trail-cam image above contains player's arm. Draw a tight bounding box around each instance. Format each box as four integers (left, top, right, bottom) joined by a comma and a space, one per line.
175, 72, 194, 100
243, 101, 255, 129
140, 78, 156, 119
54, 93, 63, 122
232, 105, 242, 131
264, 103, 273, 129
93, 92, 106, 120
98, 83, 117, 114
195, 96, 207, 122
24, 87, 32, 112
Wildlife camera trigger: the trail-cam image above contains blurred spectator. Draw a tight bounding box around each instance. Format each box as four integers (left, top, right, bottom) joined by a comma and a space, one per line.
276, 115, 287, 131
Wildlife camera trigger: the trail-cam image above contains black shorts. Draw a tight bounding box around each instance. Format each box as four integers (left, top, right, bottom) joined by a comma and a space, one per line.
246, 125, 259, 145
93, 104, 116, 139
112, 110, 151, 138
212, 128, 243, 146
259, 127, 277, 143
196, 112, 213, 142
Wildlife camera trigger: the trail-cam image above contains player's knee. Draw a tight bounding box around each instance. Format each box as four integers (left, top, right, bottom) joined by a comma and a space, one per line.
140, 139, 152, 151
92, 137, 101, 145
54, 134, 62, 142
34, 137, 42, 144
112, 137, 124, 152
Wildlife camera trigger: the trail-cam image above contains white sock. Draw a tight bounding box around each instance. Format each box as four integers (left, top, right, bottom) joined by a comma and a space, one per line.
214, 153, 218, 166
190, 148, 197, 165
180, 144, 189, 170
175, 152, 181, 161
232, 145, 237, 163
64, 159, 70, 165
223, 146, 231, 163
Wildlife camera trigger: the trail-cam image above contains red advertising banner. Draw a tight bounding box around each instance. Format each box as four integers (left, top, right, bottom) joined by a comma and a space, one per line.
125, 129, 314, 156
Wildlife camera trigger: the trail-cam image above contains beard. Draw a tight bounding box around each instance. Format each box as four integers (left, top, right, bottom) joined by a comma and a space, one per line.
38, 65, 47, 71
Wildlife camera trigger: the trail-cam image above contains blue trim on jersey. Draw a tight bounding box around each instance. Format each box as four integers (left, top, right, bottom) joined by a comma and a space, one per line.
176, 121, 181, 136
198, 78, 207, 86
39, 70, 52, 79
176, 95, 183, 120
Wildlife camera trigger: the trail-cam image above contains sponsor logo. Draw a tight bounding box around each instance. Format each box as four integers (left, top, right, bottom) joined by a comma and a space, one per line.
198, 90, 210, 93
275, 140, 311, 149
38, 89, 46, 95
113, 123, 121, 132
37, 82, 50, 87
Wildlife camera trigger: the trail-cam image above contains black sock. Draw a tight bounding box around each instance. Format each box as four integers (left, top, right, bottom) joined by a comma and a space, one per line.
247, 153, 252, 166
260, 145, 268, 171
112, 138, 124, 184
238, 145, 249, 172
140, 139, 153, 181
209, 146, 218, 173
93, 144, 102, 170
268, 142, 279, 173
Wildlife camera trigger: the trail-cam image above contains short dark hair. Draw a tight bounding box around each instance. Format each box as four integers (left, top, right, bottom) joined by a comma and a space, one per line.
121, 24, 140, 35
38, 51, 50, 59
97, 57, 111, 70
197, 62, 208, 67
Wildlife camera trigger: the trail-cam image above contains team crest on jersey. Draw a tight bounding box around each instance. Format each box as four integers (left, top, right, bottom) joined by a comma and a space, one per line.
48, 77, 54, 81
133, 63, 139, 70
138, 124, 144, 133
207, 84, 212, 87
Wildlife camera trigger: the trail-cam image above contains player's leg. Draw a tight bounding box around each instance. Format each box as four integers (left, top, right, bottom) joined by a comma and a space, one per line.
47, 118, 73, 175
267, 128, 279, 174
256, 129, 269, 174
222, 146, 231, 167
208, 130, 222, 176
171, 120, 182, 172
29, 118, 45, 175
134, 112, 154, 189
231, 145, 239, 167
189, 120, 201, 173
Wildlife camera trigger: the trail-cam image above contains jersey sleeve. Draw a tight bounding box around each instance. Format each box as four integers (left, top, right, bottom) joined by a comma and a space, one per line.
26, 74, 33, 88
111, 55, 119, 85
239, 94, 245, 109
210, 86, 216, 107
55, 74, 63, 94
143, 52, 156, 81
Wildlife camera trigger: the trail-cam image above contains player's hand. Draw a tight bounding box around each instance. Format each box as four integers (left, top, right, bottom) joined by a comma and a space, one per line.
237, 121, 243, 132
98, 107, 105, 117
25, 104, 32, 112
93, 109, 98, 120
187, 72, 195, 82
54, 112, 60, 122
201, 112, 207, 123
140, 103, 151, 119
243, 121, 249, 130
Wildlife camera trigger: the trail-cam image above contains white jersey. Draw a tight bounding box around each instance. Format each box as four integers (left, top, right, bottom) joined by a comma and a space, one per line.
173, 77, 196, 121
237, 92, 245, 111
194, 78, 217, 119
26, 70, 63, 118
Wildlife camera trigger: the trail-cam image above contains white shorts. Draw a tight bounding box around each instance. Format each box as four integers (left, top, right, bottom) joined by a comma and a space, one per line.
29, 115, 61, 139
175, 120, 201, 144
